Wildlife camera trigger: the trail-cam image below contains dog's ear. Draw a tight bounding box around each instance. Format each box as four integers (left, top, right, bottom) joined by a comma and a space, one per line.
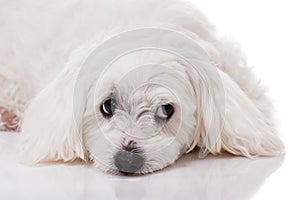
17, 66, 87, 164
187, 62, 284, 158
185, 61, 225, 158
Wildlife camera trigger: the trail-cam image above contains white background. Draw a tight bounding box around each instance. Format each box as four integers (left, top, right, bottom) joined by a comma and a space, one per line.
192, 0, 300, 199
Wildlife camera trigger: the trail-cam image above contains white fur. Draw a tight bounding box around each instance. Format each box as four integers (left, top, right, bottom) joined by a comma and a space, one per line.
0, 0, 284, 174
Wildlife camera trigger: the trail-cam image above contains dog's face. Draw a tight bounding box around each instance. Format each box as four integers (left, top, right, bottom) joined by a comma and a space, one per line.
83, 54, 198, 174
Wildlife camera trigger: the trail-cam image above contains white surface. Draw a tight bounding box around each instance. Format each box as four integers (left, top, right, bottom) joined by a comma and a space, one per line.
1, 0, 300, 199
0, 132, 285, 200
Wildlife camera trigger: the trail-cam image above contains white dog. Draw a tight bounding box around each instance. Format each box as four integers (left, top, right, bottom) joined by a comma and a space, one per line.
0, 0, 284, 174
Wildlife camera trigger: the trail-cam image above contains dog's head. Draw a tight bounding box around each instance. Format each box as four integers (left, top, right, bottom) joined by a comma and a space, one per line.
82, 51, 205, 174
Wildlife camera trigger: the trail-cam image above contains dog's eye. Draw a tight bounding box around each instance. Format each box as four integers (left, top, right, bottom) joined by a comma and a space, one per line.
156, 104, 174, 120
100, 98, 116, 118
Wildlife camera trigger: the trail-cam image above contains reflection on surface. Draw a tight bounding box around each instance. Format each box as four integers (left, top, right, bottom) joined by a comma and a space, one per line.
112, 153, 284, 200
0, 133, 284, 200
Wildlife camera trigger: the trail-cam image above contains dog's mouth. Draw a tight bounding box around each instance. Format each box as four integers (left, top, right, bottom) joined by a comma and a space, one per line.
107, 168, 144, 176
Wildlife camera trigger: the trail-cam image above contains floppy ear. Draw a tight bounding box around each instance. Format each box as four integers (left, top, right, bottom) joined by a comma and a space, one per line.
218, 70, 284, 157
187, 63, 284, 158
17, 67, 87, 164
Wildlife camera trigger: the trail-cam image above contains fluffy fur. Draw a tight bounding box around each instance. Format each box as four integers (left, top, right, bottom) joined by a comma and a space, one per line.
0, 0, 284, 174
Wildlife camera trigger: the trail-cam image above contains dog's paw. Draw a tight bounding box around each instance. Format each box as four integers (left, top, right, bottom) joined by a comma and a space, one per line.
0, 107, 20, 131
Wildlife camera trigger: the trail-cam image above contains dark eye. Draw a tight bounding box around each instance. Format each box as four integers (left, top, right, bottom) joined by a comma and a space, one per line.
100, 98, 116, 118
156, 104, 174, 120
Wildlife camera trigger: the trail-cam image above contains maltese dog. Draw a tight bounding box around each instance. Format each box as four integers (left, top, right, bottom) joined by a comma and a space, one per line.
0, 0, 283, 174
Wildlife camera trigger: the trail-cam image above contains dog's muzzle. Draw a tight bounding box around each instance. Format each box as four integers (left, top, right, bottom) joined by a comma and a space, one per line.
114, 141, 145, 174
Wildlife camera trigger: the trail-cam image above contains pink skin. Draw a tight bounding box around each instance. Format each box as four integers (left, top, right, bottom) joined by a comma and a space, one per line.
0, 107, 19, 131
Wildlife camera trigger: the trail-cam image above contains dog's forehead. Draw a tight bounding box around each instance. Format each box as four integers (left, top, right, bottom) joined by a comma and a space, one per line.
93, 49, 194, 105
98, 65, 186, 97
98, 70, 178, 104
100, 49, 185, 79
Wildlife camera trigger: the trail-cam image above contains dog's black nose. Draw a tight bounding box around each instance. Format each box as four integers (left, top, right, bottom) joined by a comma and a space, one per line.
114, 142, 145, 174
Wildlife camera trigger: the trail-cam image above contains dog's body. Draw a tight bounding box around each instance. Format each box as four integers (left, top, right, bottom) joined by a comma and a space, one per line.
0, 0, 283, 174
